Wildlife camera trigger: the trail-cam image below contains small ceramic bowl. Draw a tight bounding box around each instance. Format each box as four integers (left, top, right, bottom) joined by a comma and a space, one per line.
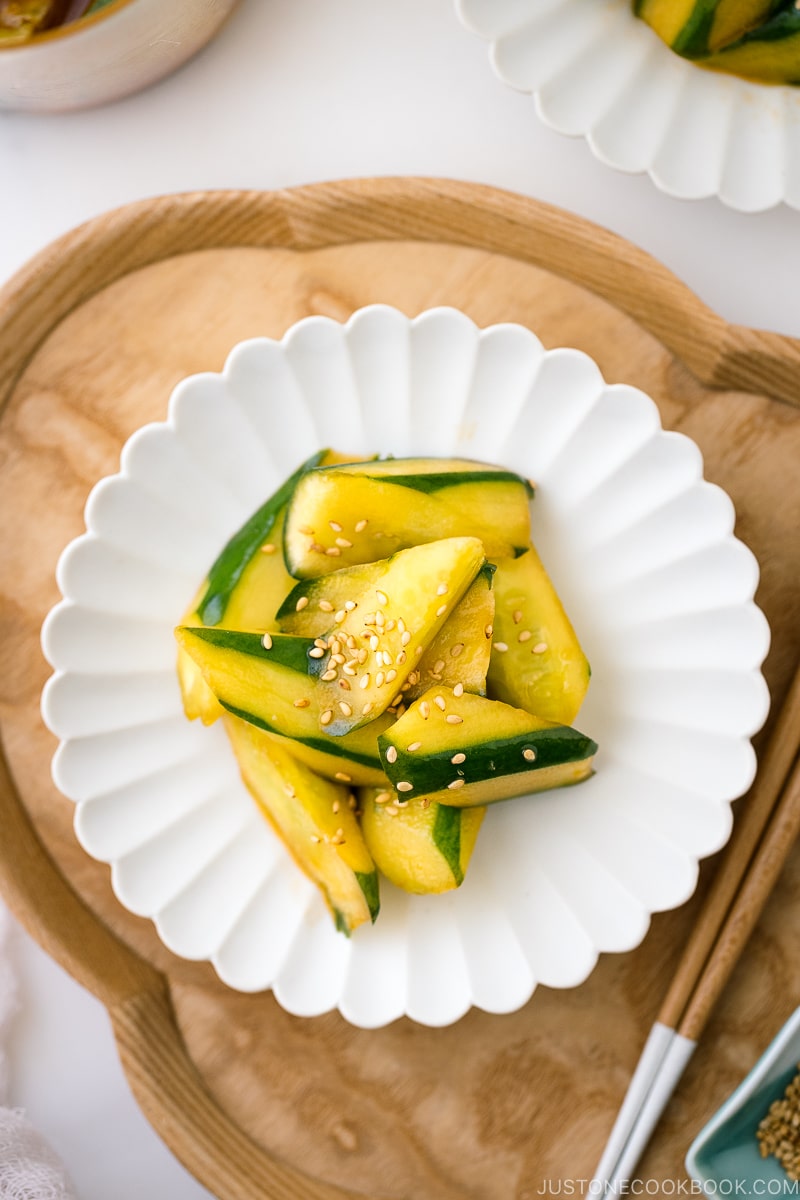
687, 1006, 800, 1187
0, 0, 239, 113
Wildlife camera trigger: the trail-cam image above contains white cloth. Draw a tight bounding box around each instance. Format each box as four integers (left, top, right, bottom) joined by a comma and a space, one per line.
0, 906, 77, 1199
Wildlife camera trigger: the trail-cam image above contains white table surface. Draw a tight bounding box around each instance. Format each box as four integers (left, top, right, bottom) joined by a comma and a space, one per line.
1, 2, 797, 1197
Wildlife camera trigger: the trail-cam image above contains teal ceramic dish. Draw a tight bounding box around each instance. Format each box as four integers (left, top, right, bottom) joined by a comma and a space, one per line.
687, 1006, 800, 1188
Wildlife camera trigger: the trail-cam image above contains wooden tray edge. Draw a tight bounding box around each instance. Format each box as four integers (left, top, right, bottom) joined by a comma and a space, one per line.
1, 178, 799, 411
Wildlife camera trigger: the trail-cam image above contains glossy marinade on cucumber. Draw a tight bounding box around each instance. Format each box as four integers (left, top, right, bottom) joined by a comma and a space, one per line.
283, 457, 534, 577
174, 449, 596, 934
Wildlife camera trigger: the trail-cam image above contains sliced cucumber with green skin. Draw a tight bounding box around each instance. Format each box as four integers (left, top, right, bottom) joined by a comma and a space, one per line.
378, 687, 597, 808
225, 715, 379, 934
698, 6, 800, 82
198, 450, 327, 626
487, 547, 590, 726
276, 560, 385, 637
308, 537, 486, 736
284, 457, 533, 578
176, 449, 326, 724
175, 626, 392, 785
359, 787, 485, 894
634, 0, 780, 56
408, 563, 495, 702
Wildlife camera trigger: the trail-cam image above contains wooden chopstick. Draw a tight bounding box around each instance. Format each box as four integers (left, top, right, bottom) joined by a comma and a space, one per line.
594, 660, 800, 1190
679, 748, 800, 1042
659, 659, 800, 1033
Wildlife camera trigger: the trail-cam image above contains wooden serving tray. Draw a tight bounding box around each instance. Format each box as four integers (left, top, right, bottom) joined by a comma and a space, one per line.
1, 178, 799, 1200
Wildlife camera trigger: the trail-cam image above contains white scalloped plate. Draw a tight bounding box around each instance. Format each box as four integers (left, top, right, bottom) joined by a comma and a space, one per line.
455, 0, 800, 212
41, 305, 770, 1028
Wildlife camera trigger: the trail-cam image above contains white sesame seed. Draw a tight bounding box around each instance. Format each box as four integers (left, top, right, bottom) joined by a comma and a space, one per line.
354, 519, 368, 533
451, 752, 466, 764
318, 599, 334, 612
299, 525, 314, 535
332, 653, 346, 665
332, 800, 341, 813
375, 610, 385, 627
385, 619, 396, 633
369, 635, 380, 651
310, 834, 320, 843
336, 537, 353, 548
261, 543, 276, 555
261, 632, 273, 650
430, 673, 443, 682
386, 746, 398, 764
339, 678, 351, 691
436, 604, 447, 617
315, 638, 328, 649
432, 659, 444, 674
494, 642, 509, 653
407, 671, 419, 685
334, 609, 346, 623
453, 683, 464, 698
401, 630, 411, 646
310, 543, 326, 554
348, 795, 358, 810
415, 645, 424, 657
448, 779, 465, 790
309, 647, 325, 659
397, 618, 406, 634
396, 798, 409, 809
533, 642, 549, 654
360, 673, 370, 689
339, 701, 352, 717
376, 590, 388, 606
320, 709, 333, 726
396, 651, 406, 665
357, 648, 368, 663
330, 639, 342, 654
391, 693, 404, 705
450, 643, 464, 657
518, 630, 532, 643
436, 583, 448, 596
344, 600, 357, 611
293, 698, 310, 708
385, 806, 398, 816
362, 702, 374, 715
343, 663, 357, 676
329, 520, 343, 532
434, 696, 446, 711
513, 609, 523, 624
321, 669, 338, 682
376, 671, 385, 687
420, 701, 430, 719
326, 547, 341, 557
381, 650, 393, 666
295, 597, 309, 612
397, 782, 413, 792
375, 791, 391, 804
523, 748, 537, 762
335, 772, 352, 783
408, 741, 422, 752
446, 714, 463, 724
485, 624, 493, 639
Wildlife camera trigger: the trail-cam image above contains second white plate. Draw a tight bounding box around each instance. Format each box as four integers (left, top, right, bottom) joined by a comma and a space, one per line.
456, 0, 800, 212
